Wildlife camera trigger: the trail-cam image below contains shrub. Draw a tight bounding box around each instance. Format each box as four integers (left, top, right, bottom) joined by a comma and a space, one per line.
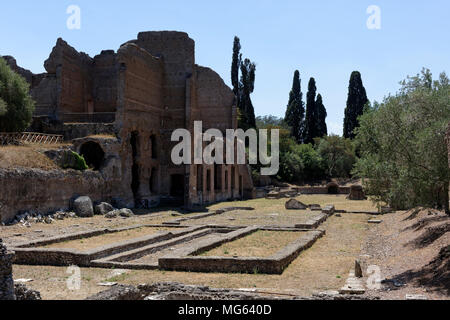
0, 57, 35, 132
316, 135, 356, 178
353, 69, 450, 213
62, 151, 88, 171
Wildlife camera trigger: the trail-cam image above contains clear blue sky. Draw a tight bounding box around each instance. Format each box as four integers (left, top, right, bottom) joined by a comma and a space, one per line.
1, 0, 448, 135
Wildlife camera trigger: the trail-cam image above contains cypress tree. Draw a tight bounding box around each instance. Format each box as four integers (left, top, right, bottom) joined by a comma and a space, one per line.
284, 70, 305, 143
343, 71, 368, 139
304, 77, 317, 144
231, 37, 256, 130
316, 94, 328, 138
239, 58, 256, 130
231, 36, 241, 96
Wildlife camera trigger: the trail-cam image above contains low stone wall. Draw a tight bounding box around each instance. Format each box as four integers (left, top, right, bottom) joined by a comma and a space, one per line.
12, 225, 200, 267
159, 230, 325, 274
298, 186, 351, 195
0, 240, 15, 300
62, 123, 116, 141
0, 168, 121, 223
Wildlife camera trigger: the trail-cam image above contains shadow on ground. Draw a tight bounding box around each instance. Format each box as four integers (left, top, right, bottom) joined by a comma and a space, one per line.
382, 245, 450, 295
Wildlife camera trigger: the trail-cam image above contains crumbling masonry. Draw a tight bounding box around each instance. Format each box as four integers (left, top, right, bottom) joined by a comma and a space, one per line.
0, 239, 15, 300
1, 31, 254, 221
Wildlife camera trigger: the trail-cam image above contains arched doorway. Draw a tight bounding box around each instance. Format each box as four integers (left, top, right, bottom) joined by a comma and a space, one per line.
327, 183, 339, 194
170, 174, 185, 198
130, 131, 140, 201
79, 142, 105, 170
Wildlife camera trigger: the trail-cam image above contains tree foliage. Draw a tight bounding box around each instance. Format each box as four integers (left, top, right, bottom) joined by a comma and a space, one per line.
316, 94, 328, 138
231, 37, 256, 130
0, 57, 35, 132
353, 69, 450, 213
231, 36, 241, 96
277, 135, 325, 183
304, 77, 317, 144
343, 71, 368, 139
284, 70, 305, 143
256, 115, 289, 129
239, 58, 257, 130
316, 135, 355, 178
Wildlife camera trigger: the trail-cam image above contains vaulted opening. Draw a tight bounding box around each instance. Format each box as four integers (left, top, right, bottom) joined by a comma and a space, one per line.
170, 174, 185, 198
130, 131, 140, 201
327, 183, 339, 194
150, 167, 158, 194
79, 142, 105, 171
150, 134, 158, 159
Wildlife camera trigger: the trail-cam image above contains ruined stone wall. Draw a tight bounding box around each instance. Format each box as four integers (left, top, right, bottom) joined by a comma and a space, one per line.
2, 55, 35, 84
44, 39, 94, 117
115, 43, 165, 206
194, 66, 234, 130
0, 240, 15, 300
0, 168, 122, 223
31, 75, 58, 116
2, 55, 57, 117
129, 31, 195, 130
1, 31, 255, 211
93, 50, 118, 113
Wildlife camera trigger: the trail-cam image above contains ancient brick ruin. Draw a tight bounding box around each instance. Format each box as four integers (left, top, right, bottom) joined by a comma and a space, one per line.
1, 31, 254, 221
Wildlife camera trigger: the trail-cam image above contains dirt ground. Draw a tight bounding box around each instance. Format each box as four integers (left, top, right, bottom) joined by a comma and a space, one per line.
3, 196, 449, 300
361, 208, 450, 300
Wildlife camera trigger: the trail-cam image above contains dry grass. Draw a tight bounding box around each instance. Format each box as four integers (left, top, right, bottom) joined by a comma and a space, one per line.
86, 134, 117, 140
201, 230, 303, 257
6, 195, 384, 299
207, 195, 379, 215
41, 227, 171, 252
362, 209, 450, 299
0, 212, 178, 248
0, 143, 70, 170
185, 209, 317, 227
12, 213, 374, 299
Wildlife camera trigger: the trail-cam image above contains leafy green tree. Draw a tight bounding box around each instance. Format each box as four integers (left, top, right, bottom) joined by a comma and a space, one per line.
343, 71, 368, 139
277, 128, 325, 183
316, 135, 355, 178
279, 151, 305, 183
284, 70, 305, 143
294, 143, 325, 181
0, 57, 34, 132
316, 94, 328, 138
256, 115, 289, 129
304, 77, 317, 144
353, 69, 450, 213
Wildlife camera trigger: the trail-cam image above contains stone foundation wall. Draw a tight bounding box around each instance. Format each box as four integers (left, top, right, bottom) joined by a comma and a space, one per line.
0, 240, 15, 300
0, 168, 122, 223
298, 186, 351, 195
